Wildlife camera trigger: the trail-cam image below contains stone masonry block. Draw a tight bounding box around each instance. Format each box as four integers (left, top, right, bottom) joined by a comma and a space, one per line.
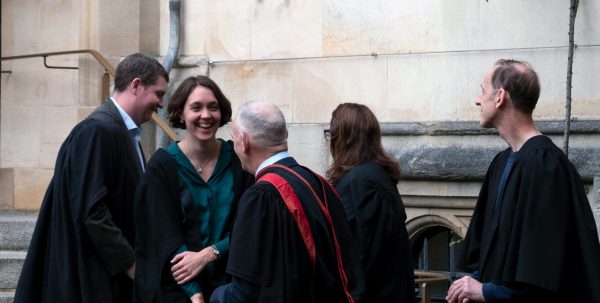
0, 212, 37, 250
1, 106, 42, 168
14, 168, 53, 211
0, 169, 15, 210
0, 291, 15, 303
0, 251, 25, 289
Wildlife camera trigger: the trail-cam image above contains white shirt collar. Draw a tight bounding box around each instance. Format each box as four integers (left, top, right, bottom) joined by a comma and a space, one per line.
256, 151, 290, 175
111, 97, 139, 132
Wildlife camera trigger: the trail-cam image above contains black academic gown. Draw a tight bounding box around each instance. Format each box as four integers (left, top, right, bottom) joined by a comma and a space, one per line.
462, 135, 600, 302
335, 161, 415, 303
15, 100, 143, 303
134, 148, 253, 303
225, 157, 365, 303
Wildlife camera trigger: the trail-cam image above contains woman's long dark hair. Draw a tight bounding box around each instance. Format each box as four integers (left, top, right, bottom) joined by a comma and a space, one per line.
326, 103, 401, 184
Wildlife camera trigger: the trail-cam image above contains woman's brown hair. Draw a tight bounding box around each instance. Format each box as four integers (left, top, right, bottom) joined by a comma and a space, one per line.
326, 103, 401, 184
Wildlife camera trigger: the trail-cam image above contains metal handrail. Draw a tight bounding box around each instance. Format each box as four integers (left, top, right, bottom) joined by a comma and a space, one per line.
414, 270, 451, 303
1, 49, 178, 140
414, 270, 451, 280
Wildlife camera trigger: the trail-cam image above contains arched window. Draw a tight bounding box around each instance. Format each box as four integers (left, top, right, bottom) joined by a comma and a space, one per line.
408, 219, 467, 302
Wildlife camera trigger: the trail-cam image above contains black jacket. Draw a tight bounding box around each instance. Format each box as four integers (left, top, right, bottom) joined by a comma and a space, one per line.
15, 100, 142, 303
225, 157, 365, 302
335, 161, 415, 303
462, 135, 600, 302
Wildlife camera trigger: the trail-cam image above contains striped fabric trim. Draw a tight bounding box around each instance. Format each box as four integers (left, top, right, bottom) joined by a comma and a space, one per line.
257, 164, 355, 303
258, 173, 317, 268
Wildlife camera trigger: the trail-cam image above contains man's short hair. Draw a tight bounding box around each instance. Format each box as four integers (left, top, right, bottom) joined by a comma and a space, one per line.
491, 59, 540, 114
114, 53, 169, 92
237, 101, 287, 147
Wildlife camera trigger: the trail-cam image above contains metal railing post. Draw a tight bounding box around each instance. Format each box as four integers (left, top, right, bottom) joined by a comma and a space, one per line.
101, 70, 110, 101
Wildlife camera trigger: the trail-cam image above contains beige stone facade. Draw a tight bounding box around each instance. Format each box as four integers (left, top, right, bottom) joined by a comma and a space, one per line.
2, 0, 599, 260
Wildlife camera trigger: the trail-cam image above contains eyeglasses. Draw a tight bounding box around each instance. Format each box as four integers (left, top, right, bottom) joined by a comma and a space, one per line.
323, 129, 331, 141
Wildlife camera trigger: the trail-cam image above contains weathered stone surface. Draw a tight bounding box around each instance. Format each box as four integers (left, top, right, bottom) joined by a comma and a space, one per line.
39, 107, 80, 169
399, 180, 482, 198
2, 0, 599, 247
1, 106, 42, 168
569, 149, 600, 181
403, 196, 477, 209
210, 61, 295, 123
536, 120, 600, 135
286, 124, 331, 175
251, 0, 322, 59
391, 145, 498, 181
0, 169, 14, 210
390, 145, 600, 182
380, 120, 600, 136
0, 251, 25, 289
14, 168, 53, 211
292, 57, 388, 123
0, 291, 15, 303
379, 120, 600, 182
0, 212, 37, 250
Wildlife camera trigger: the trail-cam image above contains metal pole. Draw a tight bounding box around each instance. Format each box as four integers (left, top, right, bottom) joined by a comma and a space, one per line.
157, 0, 182, 149
563, 0, 579, 156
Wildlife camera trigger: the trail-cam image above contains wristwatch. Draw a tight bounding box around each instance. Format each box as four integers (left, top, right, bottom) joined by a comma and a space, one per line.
211, 245, 220, 259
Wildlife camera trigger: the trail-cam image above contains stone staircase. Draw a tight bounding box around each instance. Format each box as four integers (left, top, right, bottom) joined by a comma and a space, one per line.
0, 212, 36, 303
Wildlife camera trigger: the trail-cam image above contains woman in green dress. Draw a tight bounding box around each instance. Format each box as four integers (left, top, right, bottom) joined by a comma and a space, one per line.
135, 76, 253, 303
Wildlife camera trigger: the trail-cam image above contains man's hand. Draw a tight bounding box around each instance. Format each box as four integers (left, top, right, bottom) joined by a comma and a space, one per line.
446, 275, 485, 303
190, 292, 205, 303
126, 262, 135, 280
171, 247, 217, 284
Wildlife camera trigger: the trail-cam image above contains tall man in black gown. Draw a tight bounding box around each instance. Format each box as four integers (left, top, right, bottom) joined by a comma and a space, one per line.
15, 53, 169, 303
447, 59, 600, 302
210, 101, 365, 303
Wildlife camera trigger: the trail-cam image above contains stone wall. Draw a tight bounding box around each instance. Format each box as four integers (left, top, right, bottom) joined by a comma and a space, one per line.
2, 0, 81, 210
383, 120, 600, 237
2, 0, 599, 214
216, 120, 600, 238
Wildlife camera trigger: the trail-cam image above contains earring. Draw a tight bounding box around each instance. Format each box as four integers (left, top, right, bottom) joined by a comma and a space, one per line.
180, 119, 184, 124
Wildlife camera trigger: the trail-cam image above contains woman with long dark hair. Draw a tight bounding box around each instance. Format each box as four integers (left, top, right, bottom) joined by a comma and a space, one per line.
327, 103, 415, 303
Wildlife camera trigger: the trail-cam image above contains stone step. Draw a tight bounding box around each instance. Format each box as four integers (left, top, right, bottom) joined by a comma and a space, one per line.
0, 291, 15, 303
0, 212, 37, 250
0, 251, 26, 290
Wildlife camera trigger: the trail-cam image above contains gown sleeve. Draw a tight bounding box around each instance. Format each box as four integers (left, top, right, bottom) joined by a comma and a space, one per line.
85, 201, 135, 275
72, 123, 134, 276
336, 176, 378, 262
